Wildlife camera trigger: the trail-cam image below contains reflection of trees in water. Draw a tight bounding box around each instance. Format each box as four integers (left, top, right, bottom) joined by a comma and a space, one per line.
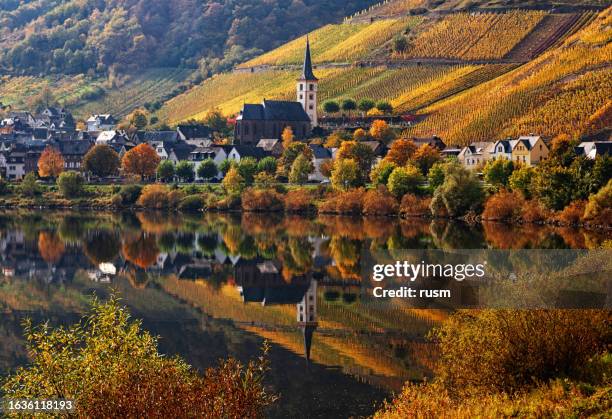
318, 216, 366, 240
124, 266, 151, 289
328, 237, 361, 280
156, 232, 177, 253
430, 220, 485, 250
122, 234, 159, 269
197, 234, 218, 256
241, 213, 284, 236
83, 229, 121, 264
38, 231, 65, 263
176, 232, 196, 255
58, 216, 87, 245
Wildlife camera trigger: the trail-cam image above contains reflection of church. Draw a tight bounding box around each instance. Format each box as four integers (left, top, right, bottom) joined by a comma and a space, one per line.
234, 257, 318, 361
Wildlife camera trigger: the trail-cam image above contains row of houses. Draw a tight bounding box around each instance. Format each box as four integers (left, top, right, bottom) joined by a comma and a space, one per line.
455, 135, 611, 170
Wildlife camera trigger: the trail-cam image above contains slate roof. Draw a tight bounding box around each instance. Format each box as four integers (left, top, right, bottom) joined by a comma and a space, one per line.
177, 124, 212, 139
309, 144, 332, 159
170, 142, 196, 160
58, 140, 93, 155
231, 145, 270, 159
239, 100, 310, 122
143, 131, 180, 143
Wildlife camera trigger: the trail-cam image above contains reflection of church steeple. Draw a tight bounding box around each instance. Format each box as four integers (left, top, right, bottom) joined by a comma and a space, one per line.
297, 279, 318, 362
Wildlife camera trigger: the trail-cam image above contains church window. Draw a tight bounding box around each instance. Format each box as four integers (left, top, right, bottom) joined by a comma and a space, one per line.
309, 94, 313, 100
309, 104, 313, 110
309, 84, 314, 91
299, 94, 303, 100
245, 124, 249, 135
300, 84, 304, 91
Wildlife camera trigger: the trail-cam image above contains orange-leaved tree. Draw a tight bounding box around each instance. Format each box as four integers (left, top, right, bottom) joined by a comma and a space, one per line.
385, 138, 417, 166
38, 146, 64, 178
121, 143, 160, 180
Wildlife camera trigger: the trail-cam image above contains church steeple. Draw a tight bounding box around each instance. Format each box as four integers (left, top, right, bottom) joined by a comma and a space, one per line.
300, 36, 317, 81
297, 36, 318, 126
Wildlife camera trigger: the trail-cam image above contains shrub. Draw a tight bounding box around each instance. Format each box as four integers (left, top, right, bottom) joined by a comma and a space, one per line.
241, 188, 284, 212
584, 179, 612, 227
430, 163, 483, 218
399, 194, 431, 217
284, 189, 314, 213
482, 189, 524, 221
167, 189, 186, 208
178, 195, 205, 212
363, 188, 398, 216
432, 310, 611, 395
20, 172, 41, 197
556, 200, 586, 225
520, 199, 549, 223
137, 184, 170, 209
118, 184, 142, 205
0, 178, 11, 195
387, 165, 423, 198
1, 295, 276, 418
57, 171, 85, 198
254, 172, 276, 188
256, 156, 277, 175
318, 188, 365, 215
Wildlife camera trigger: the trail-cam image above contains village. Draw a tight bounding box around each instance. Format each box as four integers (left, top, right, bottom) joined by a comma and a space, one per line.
0, 40, 608, 185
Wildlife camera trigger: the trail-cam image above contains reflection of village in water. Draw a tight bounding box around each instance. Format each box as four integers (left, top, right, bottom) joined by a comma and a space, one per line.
1, 211, 609, 398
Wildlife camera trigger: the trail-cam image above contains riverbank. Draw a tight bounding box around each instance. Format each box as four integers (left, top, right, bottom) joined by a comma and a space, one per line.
0, 182, 610, 231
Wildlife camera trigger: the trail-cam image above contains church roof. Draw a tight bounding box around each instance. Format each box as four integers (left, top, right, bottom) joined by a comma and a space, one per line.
239, 100, 310, 122
299, 36, 317, 81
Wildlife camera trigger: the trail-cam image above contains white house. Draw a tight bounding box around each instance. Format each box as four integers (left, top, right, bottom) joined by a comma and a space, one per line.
190, 146, 228, 181
308, 144, 332, 182
227, 145, 269, 162
577, 141, 612, 159
87, 114, 116, 132
458, 142, 490, 170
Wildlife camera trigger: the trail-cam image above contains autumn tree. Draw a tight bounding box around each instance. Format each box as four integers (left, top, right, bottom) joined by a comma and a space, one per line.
128, 109, 148, 130
387, 165, 423, 198
413, 144, 441, 175
483, 158, 514, 187
324, 130, 351, 148
121, 143, 161, 180
278, 143, 313, 178
38, 146, 64, 179
223, 166, 246, 196
353, 128, 368, 142
385, 138, 417, 166
370, 160, 397, 186
83, 144, 120, 177
38, 231, 65, 264
331, 158, 359, 191
289, 154, 313, 184
369, 120, 395, 144
282, 126, 294, 149
336, 141, 375, 185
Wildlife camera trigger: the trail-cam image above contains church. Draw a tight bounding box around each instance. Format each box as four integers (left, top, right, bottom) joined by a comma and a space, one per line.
234, 38, 318, 145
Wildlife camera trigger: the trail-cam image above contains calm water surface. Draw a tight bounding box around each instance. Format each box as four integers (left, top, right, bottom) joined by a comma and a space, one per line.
0, 211, 609, 417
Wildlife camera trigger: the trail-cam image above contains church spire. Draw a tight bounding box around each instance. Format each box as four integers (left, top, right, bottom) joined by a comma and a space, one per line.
300, 35, 317, 81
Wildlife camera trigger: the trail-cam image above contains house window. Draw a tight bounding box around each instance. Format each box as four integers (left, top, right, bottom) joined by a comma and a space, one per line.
300, 84, 304, 91
299, 94, 303, 100
309, 94, 313, 100
498, 147, 502, 152
309, 84, 314, 91
309, 104, 314, 110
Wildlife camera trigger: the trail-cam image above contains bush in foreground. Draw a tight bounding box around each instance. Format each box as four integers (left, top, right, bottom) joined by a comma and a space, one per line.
241, 188, 284, 212
284, 189, 314, 213
117, 184, 143, 206
137, 184, 171, 209
362, 188, 398, 216
482, 189, 524, 221
178, 195, 205, 212
318, 188, 365, 215
57, 171, 85, 198
556, 200, 586, 225
1, 295, 276, 418
399, 194, 431, 217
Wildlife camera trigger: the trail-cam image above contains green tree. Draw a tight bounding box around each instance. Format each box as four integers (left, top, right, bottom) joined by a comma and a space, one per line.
323, 100, 340, 114
393, 36, 408, 53
370, 160, 397, 186
428, 161, 447, 190
219, 159, 233, 175
156, 160, 175, 183
336, 141, 375, 186
483, 158, 514, 187
387, 165, 423, 198
278, 143, 314, 178
20, 172, 41, 197
532, 165, 576, 210
358, 99, 375, 115
331, 158, 359, 191
431, 163, 484, 217
57, 171, 85, 198
223, 166, 245, 196
376, 101, 393, 114
175, 161, 195, 183
204, 108, 229, 135
256, 156, 277, 175
197, 159, 218, 181
83, 144, 120, 178
289, 153, 313, 184
341, 98, 357, 115
130, 109, 148, 130
508, 166, 535, 198
237, 157, 258, 185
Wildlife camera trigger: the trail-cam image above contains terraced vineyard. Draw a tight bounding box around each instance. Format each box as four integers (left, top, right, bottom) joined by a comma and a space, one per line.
241, 17, 419, 67
160, 63, 516, 123
403, 8, 612, 145
73, 68, 193, 119
0, 75, 95, 110
394, 11, 546, 60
